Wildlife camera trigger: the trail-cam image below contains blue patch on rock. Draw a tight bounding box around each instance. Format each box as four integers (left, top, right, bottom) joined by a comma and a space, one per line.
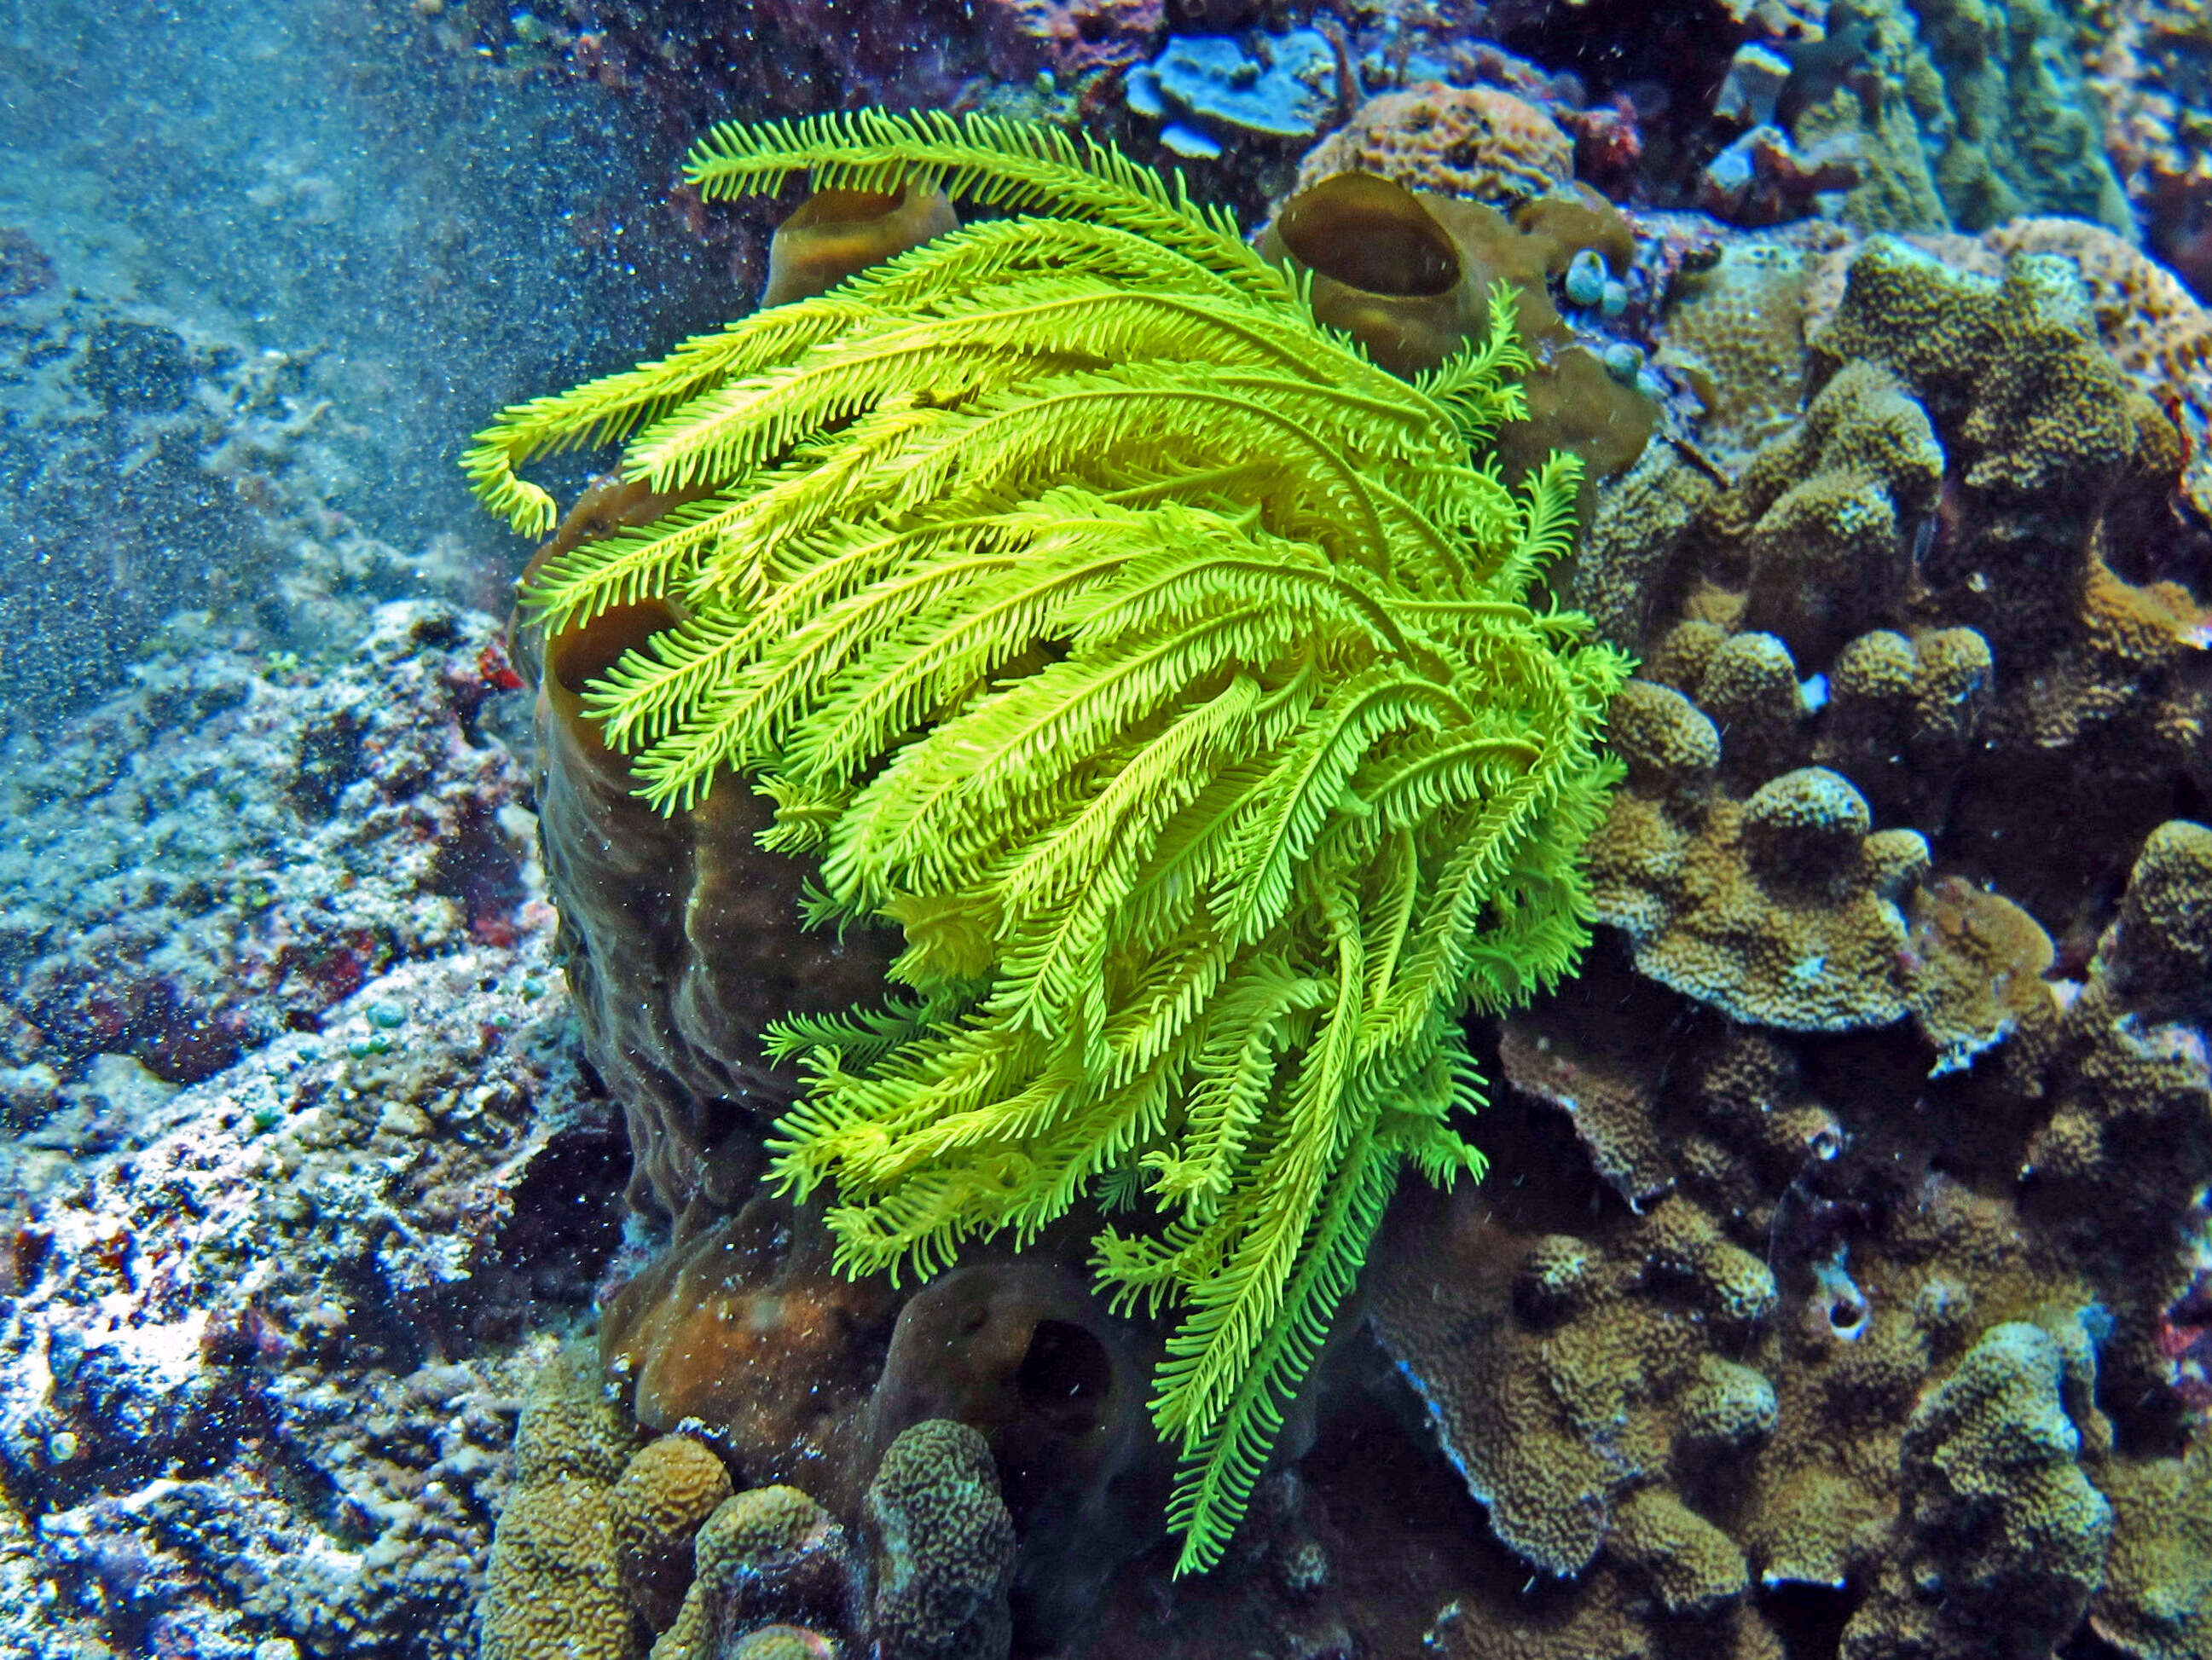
1125, 30, 1338, 147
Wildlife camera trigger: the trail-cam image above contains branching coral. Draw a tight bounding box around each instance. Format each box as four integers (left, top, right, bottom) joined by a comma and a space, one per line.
466, 111, 1627, 1572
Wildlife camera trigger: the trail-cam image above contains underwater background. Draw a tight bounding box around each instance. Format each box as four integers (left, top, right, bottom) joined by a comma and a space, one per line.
2, 0, 2209, 1655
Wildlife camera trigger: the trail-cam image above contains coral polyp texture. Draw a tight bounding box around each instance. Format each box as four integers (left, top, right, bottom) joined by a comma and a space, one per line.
466, 110, 1628, 1572
1289, 83, 1576, 206
1329, 211, 2212, 1658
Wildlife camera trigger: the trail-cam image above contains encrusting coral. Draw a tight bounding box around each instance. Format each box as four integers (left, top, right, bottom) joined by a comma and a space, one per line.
860, 1418, 1018, 1660
482, 1347, 1025, 1660
466, 111, 1629, 1572
1324, 207, 2212, 1659
654, 1481, 861, 1660
479, 1345, 646, 1660
1289, 83, 1575, 207
1840, 1315, 2114, 1660
1591, 234, 2210, 951
1365, 801, 2212, 1655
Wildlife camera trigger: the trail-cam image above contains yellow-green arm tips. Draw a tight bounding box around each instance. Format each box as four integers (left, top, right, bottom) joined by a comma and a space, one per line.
1155, 1134, 1398, 1574
463, 109, 1630, 1576
682, 109, 1282, 300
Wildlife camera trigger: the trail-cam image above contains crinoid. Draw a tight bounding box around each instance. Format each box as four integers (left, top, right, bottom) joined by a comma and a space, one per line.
466, 110, 1630, 1572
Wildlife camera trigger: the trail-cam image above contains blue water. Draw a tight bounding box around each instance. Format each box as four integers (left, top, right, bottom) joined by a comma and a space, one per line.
0, 0, 728, 722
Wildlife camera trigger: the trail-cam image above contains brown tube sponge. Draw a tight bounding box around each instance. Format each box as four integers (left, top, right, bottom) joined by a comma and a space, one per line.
761, 183, 959, 307
1257, 171, 1480, 378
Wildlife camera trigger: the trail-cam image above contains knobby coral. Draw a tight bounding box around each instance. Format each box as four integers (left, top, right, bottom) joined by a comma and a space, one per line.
464, 111, 1627, 1572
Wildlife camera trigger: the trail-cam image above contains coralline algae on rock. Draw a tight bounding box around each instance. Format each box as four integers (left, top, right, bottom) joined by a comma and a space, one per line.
0, 602, 540, 1109
0, 607, 622, 1660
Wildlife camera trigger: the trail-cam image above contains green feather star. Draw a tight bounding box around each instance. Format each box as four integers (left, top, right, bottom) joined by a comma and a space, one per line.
466, 109, 1630, 1574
